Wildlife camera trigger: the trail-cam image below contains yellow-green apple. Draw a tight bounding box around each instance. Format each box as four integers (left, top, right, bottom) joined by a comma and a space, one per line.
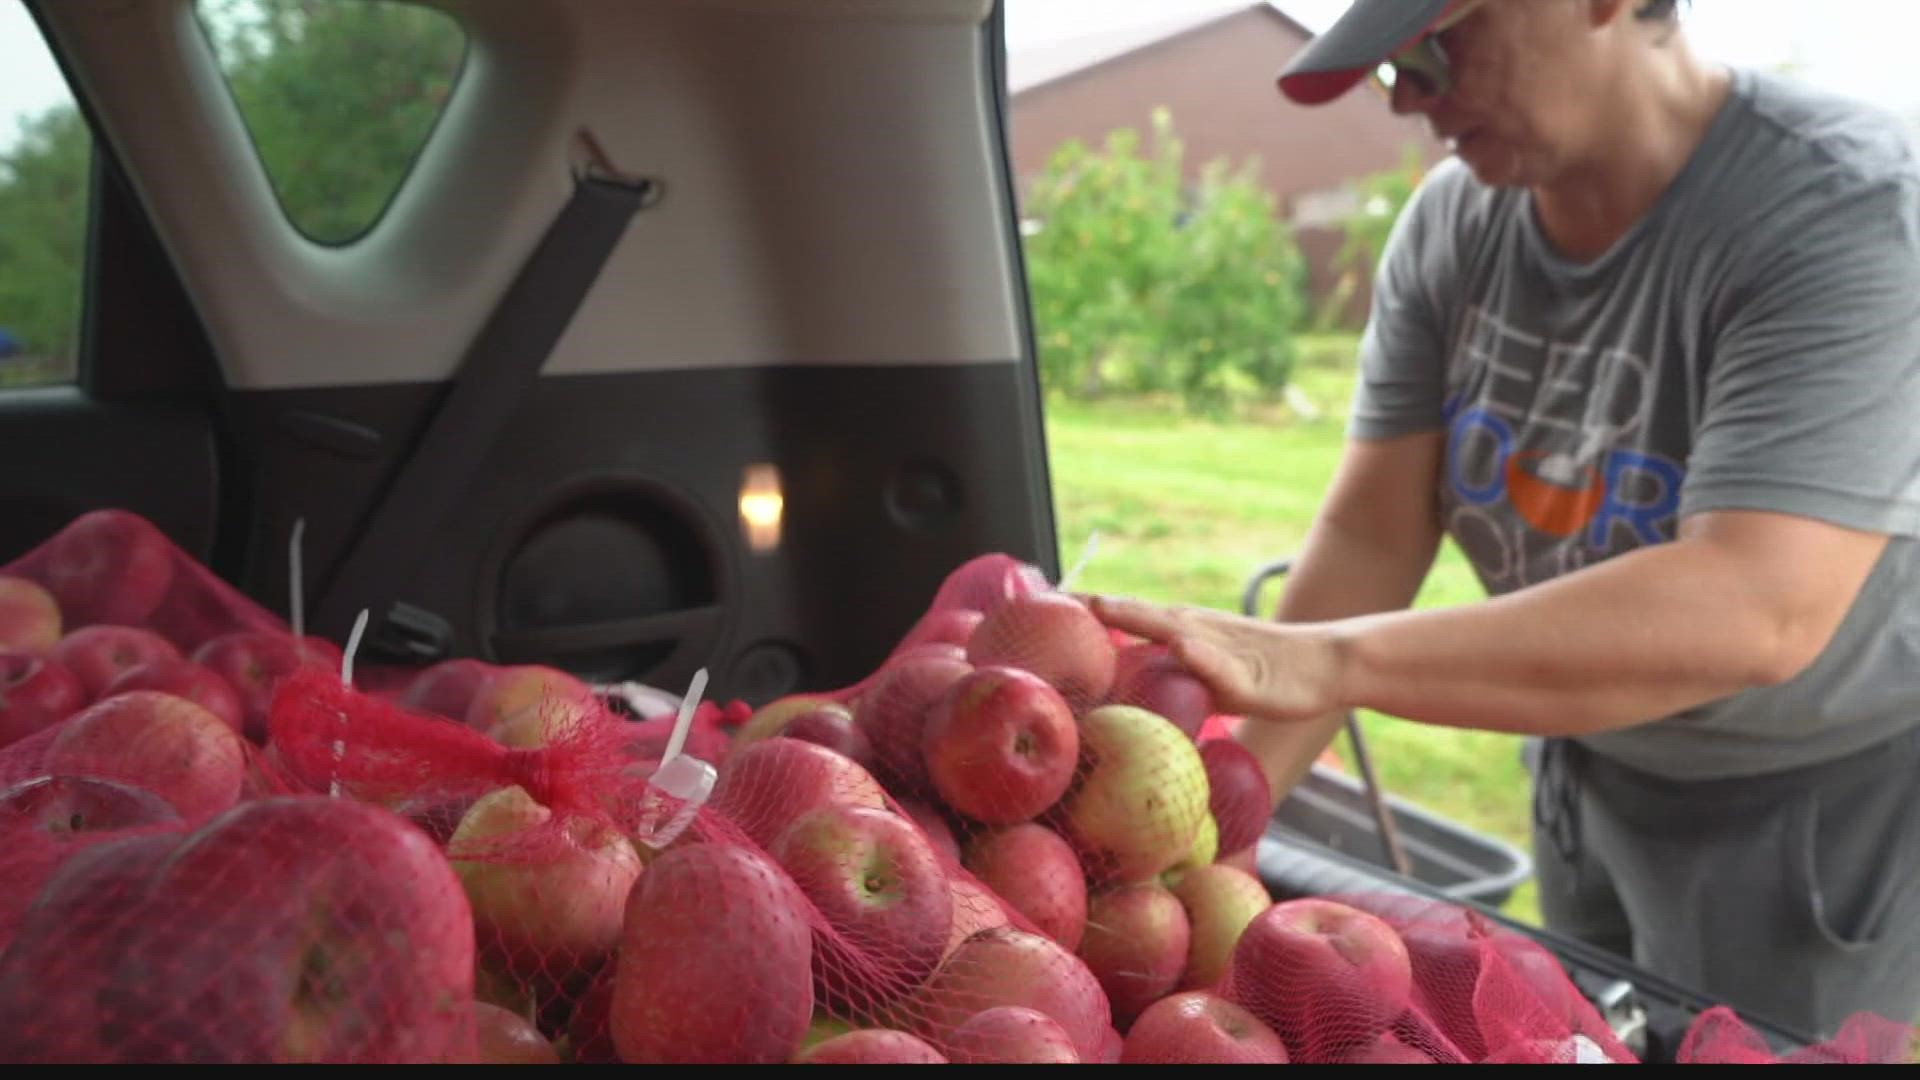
913, 926, 1112, 1062
465, 1001, 561, 1064
465, 665, 599, 747
1121, 990, 1289, 1064
1168, 813, 1219, 876
52, 625, 181, 701
734, 693, 838, 746
780, 702, 874, 771
1167, 863, 1271, 990
1199, 739, 1272, 856
103, 658, 245, 736
611, 842, 814, 1064
769, 802, 952, 1009
448, 786, 644, 997
1055, 704, 1210, 883
0, 773, 182, 837
401, 658, 499, 723
43, 691, 245, 821
0, 575, 61, 653
965, 592, 1116, 709
961, 822, 1087, 949
38, 509, 175, 628
1077, 882, 1191, 1027
947, 1005, 1082, 1063
1227, 898, 1413, 1061
1107, 643, 1213, 739
0, 651, 85, 746
191, 630, 332, 742
707, 736, 888, 849
793, 1028, 948, 1064
924, 666, 1079, 826
853, 653, 972, 798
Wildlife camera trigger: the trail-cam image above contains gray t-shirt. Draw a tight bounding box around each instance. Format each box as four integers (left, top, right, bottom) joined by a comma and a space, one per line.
1350, 67, 1920, 781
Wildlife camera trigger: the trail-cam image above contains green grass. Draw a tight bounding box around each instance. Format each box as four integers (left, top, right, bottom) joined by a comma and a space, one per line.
1042, 334, 1542, 925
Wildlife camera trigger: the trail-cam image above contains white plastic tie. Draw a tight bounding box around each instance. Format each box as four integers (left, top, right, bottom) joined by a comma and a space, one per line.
633, 667, 716, 850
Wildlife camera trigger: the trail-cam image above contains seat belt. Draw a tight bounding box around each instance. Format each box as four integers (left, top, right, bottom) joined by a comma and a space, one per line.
311, 151, 660, 656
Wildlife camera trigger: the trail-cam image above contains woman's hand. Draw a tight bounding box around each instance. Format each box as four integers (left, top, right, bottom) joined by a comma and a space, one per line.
1084, 595, 1350, 724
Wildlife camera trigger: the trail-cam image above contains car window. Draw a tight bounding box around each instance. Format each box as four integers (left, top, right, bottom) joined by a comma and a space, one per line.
192, 0, 467, 247
0, 1, 91, 388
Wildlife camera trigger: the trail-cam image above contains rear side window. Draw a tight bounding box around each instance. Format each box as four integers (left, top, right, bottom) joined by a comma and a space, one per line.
0, 2, 91, 388
193, 0, 468, 246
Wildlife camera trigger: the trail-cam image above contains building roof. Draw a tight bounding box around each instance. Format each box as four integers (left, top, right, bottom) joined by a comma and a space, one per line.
1006, 2, 1314, 96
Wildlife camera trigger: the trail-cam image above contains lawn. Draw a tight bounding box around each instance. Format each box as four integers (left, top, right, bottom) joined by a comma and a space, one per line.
1042, 334, 1543, 925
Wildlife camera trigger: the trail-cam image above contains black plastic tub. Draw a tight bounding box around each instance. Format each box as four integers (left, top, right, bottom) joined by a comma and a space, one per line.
1270, 763, 1534, 909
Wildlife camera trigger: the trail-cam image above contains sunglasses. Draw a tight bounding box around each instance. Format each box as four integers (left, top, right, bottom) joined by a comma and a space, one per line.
1367, 0, 1488, 101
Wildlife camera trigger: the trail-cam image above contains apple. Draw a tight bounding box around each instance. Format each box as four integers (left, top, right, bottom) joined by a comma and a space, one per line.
465, 665, 600, 748
1200, 739, 1272, 856
43, 690, 245, 821
853, 653, 972, 798
944, 876, 1013, 959
966, 591, 1117, 709
897, 797, 962, 866
393, 793, 479, 846
707, 736, 888, 850
910, 607, 984, 650
885, 641, 968, 665
0, 651, 85, 747
793, 1028, 949, 1064
1168, 863, 1272, 990
961, 822, 1087, 950
1098, 1025, 1125, 1063
1219, 845, 1258, 874
1055, 704, 1211, 883
1108, 643, 1213, 738
0, 575, 61, 654
1122, 990, 1290, 1064
1339, 1030, 1441, 1064
1227, 897, 1414, 1062
923, 666, 1079, 826
448, 786, 644, 991
0, 774, 182, 837
401, 658, 500, 723
913, 926, 1112, 1062
567, 962, 620, 1064
611, 842, 815, 1064
37, 508, 176, 629
51, 625, 182, 701
1168, 812, 1220, 876
734, 693, 839, 746
192, 630, 332, 742
780, 703, 874, 770
769, 803, 953, 1009
1077, 881, 1191, 1028
947, 1005, 1082, 1063
466, 1001, 561, 1064
102, 658, 245, 736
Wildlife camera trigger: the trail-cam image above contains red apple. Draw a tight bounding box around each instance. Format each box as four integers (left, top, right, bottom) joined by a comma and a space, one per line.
966, 591, 1116, 709
945, 876, 1013, 959
1108, 643, 1213, 739
0, 651, 85, 747
191, 630, 330, 742
911, 607, 984, 650
567, 961, 619, 1063
1054, 704, 1210, 883
51, 625, 182, 701
611, 842, 815, 1064
1338, 1030, 1440, 1064
1099, 1025, 1125, 1063
1168, 863, 1272, 990
897, 797, 962, 866
0, 774, 182, 837
913, 926, 1112, 1062
466, 1001, 561, 1064
1122, 990, 1290, 1064
780, 703, 874, 770
853, 653, 972, 798
707, 736, 888, 849
1077, 881, 1191, 1028
43, 690, 245, 821
1219, 845, 1258, 874
102, 658, 245, 736
1227, 897, 1414, 1062
0, 575, 61, 654
962, 822, 1088, 950
794, 1028, 948, 1064
466, 665, 599, 747
886, 641, 968, 665
448, 785, 644, 992
947, 1006, 1082, 1063
770, 802, 953, 1009
37, 509, 175, 629
1200, 739, 1272, 856
923, 666, 1079, 826
401, 658, 500, 723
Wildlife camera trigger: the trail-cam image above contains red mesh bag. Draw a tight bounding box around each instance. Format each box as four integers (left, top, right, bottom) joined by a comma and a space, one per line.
1678, 1005, 1919, 1065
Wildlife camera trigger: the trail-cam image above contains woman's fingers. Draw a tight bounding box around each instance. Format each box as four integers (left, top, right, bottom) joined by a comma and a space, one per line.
1083, 594, 1184, 643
